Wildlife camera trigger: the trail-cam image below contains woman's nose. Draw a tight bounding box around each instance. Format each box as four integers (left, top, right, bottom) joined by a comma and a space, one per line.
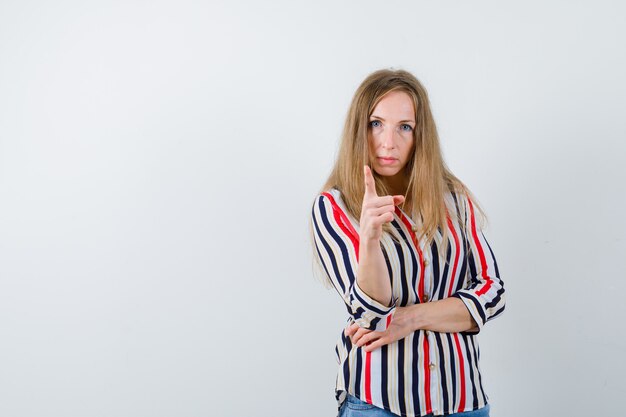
381, 129, 396, 149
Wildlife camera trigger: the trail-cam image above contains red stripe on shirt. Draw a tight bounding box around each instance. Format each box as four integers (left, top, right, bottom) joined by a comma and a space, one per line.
365, 351, 372, 403
466, 197, 492, 296
423, 336, 432, 414
321, 192, 360, 257
446, 214, 461, 297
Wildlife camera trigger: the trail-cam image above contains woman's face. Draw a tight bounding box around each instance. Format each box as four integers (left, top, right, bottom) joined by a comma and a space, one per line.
367, 90, 416, 186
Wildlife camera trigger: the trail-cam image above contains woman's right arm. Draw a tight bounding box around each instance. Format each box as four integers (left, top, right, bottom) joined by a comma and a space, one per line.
311, 166, 405, 332
355, 165, 405, 309
311, 192, 395, 332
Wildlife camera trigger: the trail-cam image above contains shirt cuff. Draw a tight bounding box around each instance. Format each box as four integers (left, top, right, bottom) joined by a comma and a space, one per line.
451, 291, 486, 334
349, 280, 397, 332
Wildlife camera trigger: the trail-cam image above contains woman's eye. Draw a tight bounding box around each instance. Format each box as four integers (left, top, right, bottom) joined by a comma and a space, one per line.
401, 124, 413, 132
369, 120, 382, 128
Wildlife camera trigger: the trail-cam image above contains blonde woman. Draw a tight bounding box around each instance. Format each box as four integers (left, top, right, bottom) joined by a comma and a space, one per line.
310, 69, 505, 417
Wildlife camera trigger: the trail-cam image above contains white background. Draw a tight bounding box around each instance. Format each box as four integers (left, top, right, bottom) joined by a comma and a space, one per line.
1, 1, 625, 416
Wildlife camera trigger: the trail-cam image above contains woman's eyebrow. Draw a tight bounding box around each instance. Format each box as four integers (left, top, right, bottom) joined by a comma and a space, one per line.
370, 115, 416, 124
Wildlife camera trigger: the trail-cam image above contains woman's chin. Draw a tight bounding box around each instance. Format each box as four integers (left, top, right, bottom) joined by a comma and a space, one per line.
373, 166, 401, 177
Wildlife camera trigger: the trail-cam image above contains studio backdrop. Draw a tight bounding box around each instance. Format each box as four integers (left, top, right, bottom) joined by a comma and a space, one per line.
0, 1, 624, 416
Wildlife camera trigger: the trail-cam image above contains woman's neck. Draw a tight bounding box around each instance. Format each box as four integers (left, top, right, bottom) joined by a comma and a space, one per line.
383, 174, 409, 197
383, 176, 414, 215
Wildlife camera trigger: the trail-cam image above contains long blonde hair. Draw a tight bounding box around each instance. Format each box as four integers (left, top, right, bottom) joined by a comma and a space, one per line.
310, 68, 486, 286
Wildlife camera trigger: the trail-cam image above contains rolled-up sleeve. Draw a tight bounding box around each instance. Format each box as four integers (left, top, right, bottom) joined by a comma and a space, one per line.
311, 193, 395, 332
452, 193, 506, 333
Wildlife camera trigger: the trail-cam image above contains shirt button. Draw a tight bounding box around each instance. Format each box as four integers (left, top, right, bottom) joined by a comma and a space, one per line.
422, 294, 429, 303
429, 363, 436, 370
412, 225, 418, 232
423, 258, 430, 266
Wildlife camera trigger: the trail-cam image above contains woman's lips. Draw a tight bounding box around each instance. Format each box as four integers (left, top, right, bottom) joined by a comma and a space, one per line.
377, 157, 397, 165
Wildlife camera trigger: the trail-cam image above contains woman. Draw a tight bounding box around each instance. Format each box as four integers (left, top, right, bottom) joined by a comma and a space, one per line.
309, 69, 505, 417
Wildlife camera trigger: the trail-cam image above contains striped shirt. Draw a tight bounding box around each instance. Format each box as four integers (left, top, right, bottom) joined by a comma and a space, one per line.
311, 187, 505, 417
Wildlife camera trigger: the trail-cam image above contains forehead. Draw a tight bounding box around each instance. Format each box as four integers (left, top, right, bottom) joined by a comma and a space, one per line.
371, 90, 415, 120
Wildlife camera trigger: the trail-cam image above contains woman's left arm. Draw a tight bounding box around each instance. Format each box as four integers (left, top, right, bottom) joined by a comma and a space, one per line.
347, 299, 476, 352
450, 192, 506, 333
350, 192, 506, 351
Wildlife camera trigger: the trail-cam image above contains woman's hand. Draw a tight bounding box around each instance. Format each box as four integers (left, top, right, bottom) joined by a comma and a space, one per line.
344, 305, 416, 353
360, 165, 405, 242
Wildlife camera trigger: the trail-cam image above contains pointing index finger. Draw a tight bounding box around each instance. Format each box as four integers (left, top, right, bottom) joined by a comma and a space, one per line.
363, 165, 378, 198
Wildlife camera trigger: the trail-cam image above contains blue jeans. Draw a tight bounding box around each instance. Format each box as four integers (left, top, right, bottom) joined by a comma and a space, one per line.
339, 394, 490, 417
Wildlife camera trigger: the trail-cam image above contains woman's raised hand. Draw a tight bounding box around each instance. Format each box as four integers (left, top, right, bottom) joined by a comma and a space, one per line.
360, 165, 405, 242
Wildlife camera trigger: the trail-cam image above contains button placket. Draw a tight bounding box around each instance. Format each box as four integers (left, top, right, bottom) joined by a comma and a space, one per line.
422, 246, 432, 304
428, 333, 442, 414
409, 217, 440, 413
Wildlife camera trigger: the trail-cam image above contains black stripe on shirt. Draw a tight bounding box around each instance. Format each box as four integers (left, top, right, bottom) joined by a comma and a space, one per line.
381, 344, 390, 409
313, 198, 348, 294
398, 337, 407, 416
430, 240, 441, 299
435, 332, 449, 412
411, 333, 422, 413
